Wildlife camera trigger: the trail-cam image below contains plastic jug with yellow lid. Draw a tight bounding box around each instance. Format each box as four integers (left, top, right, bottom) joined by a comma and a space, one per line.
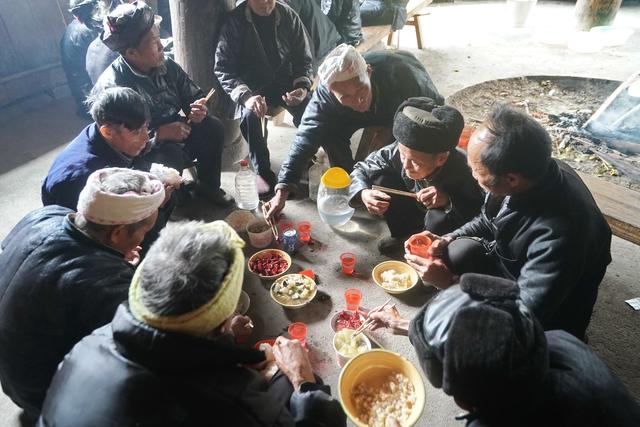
317, 167, 355, 226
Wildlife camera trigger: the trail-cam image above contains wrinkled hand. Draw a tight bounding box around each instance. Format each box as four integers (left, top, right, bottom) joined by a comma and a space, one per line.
264, 188, 289, 221
404, 230, 443, 258
244, 95, 267, 118
272, 337, 315, 390
428, 234, 454, 258
416, 186, 450, 209
405, 254, 455, 289
188, 97, 208, 124
160, 184, 176, 208
124, 246, 142, 266
282, 88, 308, 106
361, 189, 391, 216
368, 304, 409, 336
225, 314, 254, 338
155, 121, 191, 142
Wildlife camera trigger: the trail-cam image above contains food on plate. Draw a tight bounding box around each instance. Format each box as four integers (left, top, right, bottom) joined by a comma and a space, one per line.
225, 210, 255, 232
352, 372, 416, 427
249, 252, 288, 276
271, 275, 315, 305
149, 163, 182, 186
247, 221, 271, 234
380, 269, 412, 290
334, 311, 364, 331
333, 328, 369, 358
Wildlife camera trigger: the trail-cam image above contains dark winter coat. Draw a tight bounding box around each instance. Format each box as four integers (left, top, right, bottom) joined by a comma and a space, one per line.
38, 304, 346, 427
349, 143, 484, 226
449, 160, 612, 339
319, 0, 364, 45
215, 1, 314, 119
60, 19, 99, 110
0, 206, 133, 415
277, 50, 443, 188
85, 37, 119, 85
360, 0, 410, 31
92, 56, 204, 130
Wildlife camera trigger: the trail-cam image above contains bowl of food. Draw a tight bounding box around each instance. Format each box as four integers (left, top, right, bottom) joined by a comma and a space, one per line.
339, 349, 426, 427
333, 328, 371, 367
331, 310, 366, 332
246, 218, 273, 248
270, 273, 317, 309
248, 249, 291, 279
372, 261, 419, 294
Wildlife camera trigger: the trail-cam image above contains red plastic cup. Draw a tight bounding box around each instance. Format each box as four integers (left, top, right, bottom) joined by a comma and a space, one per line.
340, 252, 356, 275
344, 288, 362, 311
279, 220, 294, 234
408, 234, 432, 258
288, 322, 308, 346
298, 221, 312, 242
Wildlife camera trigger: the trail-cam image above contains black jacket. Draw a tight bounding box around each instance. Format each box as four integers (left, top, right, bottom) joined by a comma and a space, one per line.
215, 1, 314, 119
449, 160, 612, 338
282, 0, 342, 65
360, 0, 410, 31
466, 331, 640, 427
319, 0, 363, 45
92, 56, 204, 130
277, 50, 443, 188
60, 19, 99, 109
0, 206, 133, 415
39, 305, 346, 427
85, 37, 119, 85
349, 143, 484, 225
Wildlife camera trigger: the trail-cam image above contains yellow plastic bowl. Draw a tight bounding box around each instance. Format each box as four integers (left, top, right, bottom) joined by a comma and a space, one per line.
247, 249, 291, 279
338, 349, 426, 427
270, 274, 317, 309
372, 260, 419, 294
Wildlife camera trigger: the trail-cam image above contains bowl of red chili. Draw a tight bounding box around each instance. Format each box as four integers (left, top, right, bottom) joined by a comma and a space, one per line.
248, 249, 292, 279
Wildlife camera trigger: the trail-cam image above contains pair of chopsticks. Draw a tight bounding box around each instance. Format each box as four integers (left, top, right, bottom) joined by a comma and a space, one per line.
260, 201, 279, 241
186, 88, 216, 124
352, 298, 392, 338
372, 185, 417, 199
260, 116, 267, 138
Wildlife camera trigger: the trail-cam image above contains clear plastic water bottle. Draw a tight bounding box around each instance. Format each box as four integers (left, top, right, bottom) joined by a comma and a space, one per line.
235, 160, 259, 210
309, 148, 329, 201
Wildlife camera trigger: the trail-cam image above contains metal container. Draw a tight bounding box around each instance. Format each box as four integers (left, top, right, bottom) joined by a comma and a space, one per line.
282, 229, 298, 254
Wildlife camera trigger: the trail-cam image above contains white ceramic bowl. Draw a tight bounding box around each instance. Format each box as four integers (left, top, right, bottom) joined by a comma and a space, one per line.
246, 218, 273, 248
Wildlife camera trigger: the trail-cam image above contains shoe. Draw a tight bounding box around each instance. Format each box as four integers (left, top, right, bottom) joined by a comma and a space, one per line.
377, 236, 409, 257
196, 186, 235, 207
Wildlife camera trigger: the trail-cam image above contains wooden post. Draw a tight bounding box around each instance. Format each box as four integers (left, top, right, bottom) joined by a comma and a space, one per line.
574, 0, 622, 31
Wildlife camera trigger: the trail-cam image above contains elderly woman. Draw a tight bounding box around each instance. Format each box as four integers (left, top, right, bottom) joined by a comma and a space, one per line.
38, 221, 345, 426
0, 168, 164, 422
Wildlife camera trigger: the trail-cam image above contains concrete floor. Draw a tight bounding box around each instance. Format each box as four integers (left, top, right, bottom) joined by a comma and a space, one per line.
1, 1, 639, 426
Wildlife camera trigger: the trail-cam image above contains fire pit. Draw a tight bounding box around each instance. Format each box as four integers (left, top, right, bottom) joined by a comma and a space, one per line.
447, 76, 640, 191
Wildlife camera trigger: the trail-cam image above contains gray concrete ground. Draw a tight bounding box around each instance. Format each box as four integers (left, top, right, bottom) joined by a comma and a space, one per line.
0, 1, 639, 426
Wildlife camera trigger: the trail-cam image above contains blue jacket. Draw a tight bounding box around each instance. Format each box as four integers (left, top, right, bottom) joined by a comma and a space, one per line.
41, 123, 134, 210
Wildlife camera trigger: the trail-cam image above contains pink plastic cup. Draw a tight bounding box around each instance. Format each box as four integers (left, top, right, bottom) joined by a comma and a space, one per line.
288, 322, 308, 346
344, 288, 362, 312
298, 221, 312, 242
340, 252, 356, 275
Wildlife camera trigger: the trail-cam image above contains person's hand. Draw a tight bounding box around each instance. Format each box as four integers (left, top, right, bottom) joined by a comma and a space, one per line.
160, 184, 176, 208
416, 186, 450, 209
227, 314, 254, 338
244, 95, 267, 118
405, 254, 455, 289
368, 304, 410, 336
155, 121, 191, 142
272, 336, 316, 390
429, 234, 454, 258
188, 97, 208, 124
124, 246, 142, 266
282, 88, 308, 106
361, 189, 391, 216
264, 188, 289, 220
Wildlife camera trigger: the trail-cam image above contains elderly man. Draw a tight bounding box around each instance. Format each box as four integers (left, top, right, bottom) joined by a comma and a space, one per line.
406, 104, 611, 339
349, 97, 483, 254
92, 1, 233, 206
0, 168, 163, 422
368, 274, 640, 426
215, 0, 314, 197
265, 44, 443, 218
60, 0, 102, 118
38, 221, 346, 426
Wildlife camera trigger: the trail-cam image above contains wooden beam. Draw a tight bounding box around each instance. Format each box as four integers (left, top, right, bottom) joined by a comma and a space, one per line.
578, 172, 640, 246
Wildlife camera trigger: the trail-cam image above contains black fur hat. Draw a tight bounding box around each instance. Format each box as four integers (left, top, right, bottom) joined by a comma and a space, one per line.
393, 97, 464, 153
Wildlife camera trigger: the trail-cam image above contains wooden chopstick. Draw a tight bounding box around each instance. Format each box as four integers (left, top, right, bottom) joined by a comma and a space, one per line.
260, 201, 279, 241
186, 88, 216, 124
353, 299, 392, 337
372, 185, 417, 199
260, 116, 266, 138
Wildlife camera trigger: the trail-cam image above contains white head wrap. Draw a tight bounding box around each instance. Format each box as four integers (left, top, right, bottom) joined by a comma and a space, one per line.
318, 43, 368, 87
77, 168, 165, 225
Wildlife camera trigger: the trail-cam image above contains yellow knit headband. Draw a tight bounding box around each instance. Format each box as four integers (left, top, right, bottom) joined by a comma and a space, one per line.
129, 221, 245, 337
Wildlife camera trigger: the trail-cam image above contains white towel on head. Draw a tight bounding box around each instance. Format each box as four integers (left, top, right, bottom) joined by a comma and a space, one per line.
77, 168, 165, 225
318, 44, 368, 86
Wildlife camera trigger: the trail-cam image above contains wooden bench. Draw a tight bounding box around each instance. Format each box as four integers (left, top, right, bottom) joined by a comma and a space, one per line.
388, 0, 434, 49
578, 172, 640, 246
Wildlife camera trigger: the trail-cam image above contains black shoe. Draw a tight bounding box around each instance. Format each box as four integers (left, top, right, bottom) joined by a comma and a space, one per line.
377, 236, 408, 257
196, 186, 235, 207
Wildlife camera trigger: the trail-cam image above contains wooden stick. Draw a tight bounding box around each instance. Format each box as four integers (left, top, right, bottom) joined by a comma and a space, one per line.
261, 117, 266, 138
186, 88, 216, 124
372, 185, 417, 199
260, 201, 279, 241
353, 299, 392, 337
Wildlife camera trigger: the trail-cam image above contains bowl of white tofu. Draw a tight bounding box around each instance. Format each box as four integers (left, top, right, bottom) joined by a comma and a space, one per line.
270, 274, 317, 309
371, 261, 419, 295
